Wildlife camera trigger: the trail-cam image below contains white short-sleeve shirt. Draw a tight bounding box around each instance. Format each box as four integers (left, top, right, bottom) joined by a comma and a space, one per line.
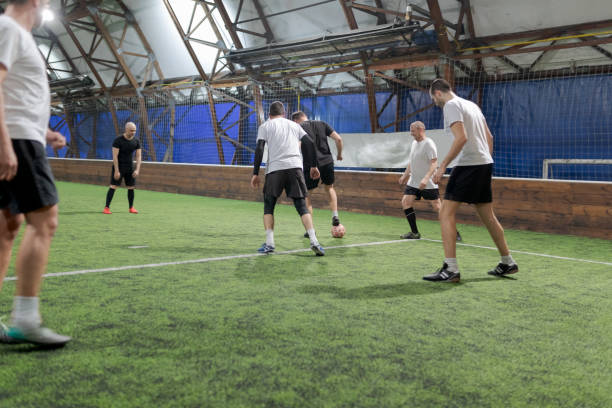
256, 117, 307, 174
407, 137, 438, 189
0, 15, 50, 146
443, 96, 493, 166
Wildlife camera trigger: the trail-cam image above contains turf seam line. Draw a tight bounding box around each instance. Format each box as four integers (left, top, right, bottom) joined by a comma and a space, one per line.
3, 238, 610, 282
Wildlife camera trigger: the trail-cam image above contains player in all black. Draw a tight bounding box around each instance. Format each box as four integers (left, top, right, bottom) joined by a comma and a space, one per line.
103, 122, 142, 214
291, 111, 343, 234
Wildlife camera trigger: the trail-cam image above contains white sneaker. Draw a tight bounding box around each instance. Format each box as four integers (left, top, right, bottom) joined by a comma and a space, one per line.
0, 318, 22, 344
7, 325, 71, 346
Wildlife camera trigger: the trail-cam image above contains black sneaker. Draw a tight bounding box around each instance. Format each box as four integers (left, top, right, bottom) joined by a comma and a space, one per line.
487, 263, 519, 276
332, 216, 340, 227
423, 263, 461, 282
456, 231, 462, 242
400, 232, 421, 239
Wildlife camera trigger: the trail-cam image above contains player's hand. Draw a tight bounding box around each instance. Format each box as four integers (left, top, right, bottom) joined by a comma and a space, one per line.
114, 170, 120, 180
433, 167, 444, 184
132, 170, 139, 178
419, 179, 427, 190
398, 175, 407, 185
337, 153, 343, 161
251, 174, 260, 188
0, 141, 18, 181
310, 167, 320, 180
46, 130, 66, 149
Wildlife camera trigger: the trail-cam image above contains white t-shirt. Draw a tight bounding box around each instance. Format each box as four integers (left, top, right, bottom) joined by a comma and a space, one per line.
443, 96, 493, 166
407, 137, 438, 189
0, 15, 50, 146
256, 117, 307, 174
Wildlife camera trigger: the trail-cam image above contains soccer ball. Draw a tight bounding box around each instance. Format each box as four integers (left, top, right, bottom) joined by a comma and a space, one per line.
331, 224, 346, 238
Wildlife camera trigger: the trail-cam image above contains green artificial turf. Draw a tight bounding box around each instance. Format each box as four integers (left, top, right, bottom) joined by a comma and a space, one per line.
0, 181, 610, 407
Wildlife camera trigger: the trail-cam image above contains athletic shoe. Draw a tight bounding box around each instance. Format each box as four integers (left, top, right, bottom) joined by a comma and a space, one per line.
103, 207, 112, 214
0, 318, 21, 344
6, 325, 71, 346
129, 207, 138, 214
487, 263, 519, 276
456, 231, 462, 242
423, 263, 461, 282
303, 232, 310, 238
332, 216, 340, 227
400, 232, 421, 239
257, 243, 275, 254
311, 244, 325, 256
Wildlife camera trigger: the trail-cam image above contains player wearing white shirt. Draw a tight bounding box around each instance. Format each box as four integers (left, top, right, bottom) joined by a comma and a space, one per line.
398, 121, 461, 241
423, 79, 518, 283
0, 0, 70, 346
251, 101, 324, 256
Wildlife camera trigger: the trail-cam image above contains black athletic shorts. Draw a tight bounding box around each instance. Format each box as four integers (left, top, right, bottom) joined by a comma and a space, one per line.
304, 162, 335, 190
0, 139, 59, 214
264, 168, 308, 199
444, 163, 493, 204
110, 166, 136, 187
404, 185, 440, 200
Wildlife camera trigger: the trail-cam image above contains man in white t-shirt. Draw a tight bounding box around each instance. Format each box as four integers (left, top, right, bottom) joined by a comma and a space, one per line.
251, 101, 324, 256
0, 0, 71, 346
398, 121, 461, 241
423, 78, 518, 283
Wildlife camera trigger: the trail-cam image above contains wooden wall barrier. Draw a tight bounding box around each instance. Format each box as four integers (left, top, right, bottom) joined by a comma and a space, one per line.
49, 159, 612, 240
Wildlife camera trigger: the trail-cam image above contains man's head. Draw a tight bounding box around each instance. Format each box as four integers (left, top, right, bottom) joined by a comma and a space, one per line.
269, 101, 285, 118
124, 122, 137, 139
6, 0, 50, 29
291, 111, 307, 124
410, 121, 426, 141
429, 78, 453, 108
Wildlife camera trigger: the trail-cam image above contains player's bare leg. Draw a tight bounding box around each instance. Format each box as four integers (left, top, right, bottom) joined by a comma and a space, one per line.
324, 184, 340, 226
439, 199, 461, 259
475, 203, 518, 276
0, 210, 23, 292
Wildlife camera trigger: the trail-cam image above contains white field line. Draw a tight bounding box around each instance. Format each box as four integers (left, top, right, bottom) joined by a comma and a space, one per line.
3, 238, 611, 282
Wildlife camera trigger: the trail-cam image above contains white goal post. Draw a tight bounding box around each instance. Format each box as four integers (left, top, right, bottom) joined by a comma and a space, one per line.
542, 159, 612, 179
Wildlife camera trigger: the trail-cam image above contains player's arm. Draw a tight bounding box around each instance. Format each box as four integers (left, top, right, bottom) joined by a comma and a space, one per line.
112, 147, 120, 179
0, 65, 18, 181
421, 158, 438, 190
251, 139, 265, 188
329, 131, 343, 161
484, 120, 494, 155
399, 163, 410, 185
433, 121, 468, 184
45, 128, 66, 150
133, 148, 142, 177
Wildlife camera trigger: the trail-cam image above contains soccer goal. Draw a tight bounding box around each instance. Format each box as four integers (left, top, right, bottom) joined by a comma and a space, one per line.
542, 159, 612, 180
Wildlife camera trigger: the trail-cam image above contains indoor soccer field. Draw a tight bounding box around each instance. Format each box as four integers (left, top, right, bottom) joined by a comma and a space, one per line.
1, 182, 610, 407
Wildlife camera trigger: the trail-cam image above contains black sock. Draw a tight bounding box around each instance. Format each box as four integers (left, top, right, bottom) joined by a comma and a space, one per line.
404, 207, 418, 233
105, 188, 115, 207
128, 189, 135, 208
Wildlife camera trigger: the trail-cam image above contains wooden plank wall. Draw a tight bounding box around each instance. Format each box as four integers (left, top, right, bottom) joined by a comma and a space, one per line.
49, 159, 612, 240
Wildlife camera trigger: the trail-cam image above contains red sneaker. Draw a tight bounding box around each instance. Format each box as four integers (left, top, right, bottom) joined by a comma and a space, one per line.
103, 207, 112, 214
129, 207, 138, 214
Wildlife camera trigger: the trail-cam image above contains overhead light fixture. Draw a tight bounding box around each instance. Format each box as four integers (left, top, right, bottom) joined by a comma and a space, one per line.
42, 8, 54, 22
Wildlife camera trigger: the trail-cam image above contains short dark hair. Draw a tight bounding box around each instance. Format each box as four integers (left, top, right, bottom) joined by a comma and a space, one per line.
269, 101, 285, 116
291, 111, 306, 121
430, 78, 452, 93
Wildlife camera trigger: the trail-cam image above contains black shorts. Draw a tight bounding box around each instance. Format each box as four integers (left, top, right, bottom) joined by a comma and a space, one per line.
264, 168, 308, 199
403, 185, 440, 200
304, 162, 335, 190
0, 139, 59, 214
110, 166, 136, 187
444, 163, 493, 204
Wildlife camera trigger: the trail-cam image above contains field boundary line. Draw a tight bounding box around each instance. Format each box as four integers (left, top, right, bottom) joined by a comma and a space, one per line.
3, 238, 611, 281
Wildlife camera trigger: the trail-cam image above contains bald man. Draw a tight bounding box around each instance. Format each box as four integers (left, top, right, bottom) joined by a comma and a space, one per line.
103, 122, 141, 214
399, 121, 460, 241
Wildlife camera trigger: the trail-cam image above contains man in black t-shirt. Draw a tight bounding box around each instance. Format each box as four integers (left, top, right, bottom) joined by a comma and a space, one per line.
103, 122, 142, 214
292, 111, 343, 228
